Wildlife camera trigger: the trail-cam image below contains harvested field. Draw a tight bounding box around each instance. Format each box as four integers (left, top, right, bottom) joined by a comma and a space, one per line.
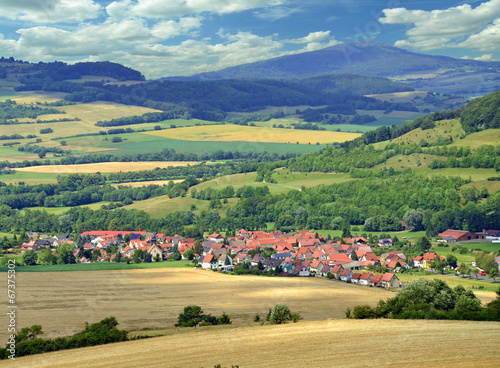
1, 268, 391, 342
16, 161, 205, 174
144, 124, 361, 144
10, 319, 500, 368
111, 179, 185, 188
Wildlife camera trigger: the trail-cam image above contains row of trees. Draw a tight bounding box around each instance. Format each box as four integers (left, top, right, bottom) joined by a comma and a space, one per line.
347, 279, 500, 321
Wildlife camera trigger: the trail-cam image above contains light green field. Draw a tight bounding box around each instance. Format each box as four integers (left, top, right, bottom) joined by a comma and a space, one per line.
22, 202, 111, 216
460, 180, 500, 194
123, 196, 210, 217
373, 153, 445, 171
0, 87, 19, 99
396, 273, 498, 292
0, 171, 59, 185
432, 246, 476, 264
457, 242, 500, 253
271, 169, 355, 188
393, 119, 464, 145
314, 229, 427, 239
0, 259, 192, 272
192, 172, 292, 196
417, 167, 498, 181
450, 129, 500, 149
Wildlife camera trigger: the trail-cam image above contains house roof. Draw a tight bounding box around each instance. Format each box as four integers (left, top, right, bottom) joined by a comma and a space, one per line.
382, 272, 397, 282
203, 254, 216, 263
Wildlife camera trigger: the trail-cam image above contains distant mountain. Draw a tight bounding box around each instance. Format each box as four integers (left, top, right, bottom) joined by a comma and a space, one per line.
167, 41, 500, 95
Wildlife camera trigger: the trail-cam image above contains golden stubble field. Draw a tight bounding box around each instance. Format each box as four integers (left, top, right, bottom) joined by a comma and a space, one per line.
15, 161, 206, 174
144, 124, 361, 144
1, 268, 391, 342
10, 319, 500, 368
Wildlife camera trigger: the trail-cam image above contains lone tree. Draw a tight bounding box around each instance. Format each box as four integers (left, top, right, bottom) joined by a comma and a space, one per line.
269, 304, 292, 324
175, 306, 219, 327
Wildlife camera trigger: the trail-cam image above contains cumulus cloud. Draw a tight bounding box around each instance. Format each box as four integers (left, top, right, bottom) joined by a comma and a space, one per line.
107, 0, 286, 19
461, 54, 498, 61
0, 0, 101, 23
379, 0, 500, 51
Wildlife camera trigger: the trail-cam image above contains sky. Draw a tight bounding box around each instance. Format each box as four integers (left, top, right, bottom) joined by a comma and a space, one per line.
0, 0, 499, 79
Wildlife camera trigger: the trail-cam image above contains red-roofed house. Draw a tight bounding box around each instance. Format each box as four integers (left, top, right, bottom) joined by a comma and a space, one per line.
147, 245, 163, 261
370, 274, 383, 287
381, 273, 400, 288
340, 269, 353, 282
209, 233, 225, 243
351, 272, 362, 283
422, 252, 445, 268
359, 272, 374, 286
202, 254, 217, 269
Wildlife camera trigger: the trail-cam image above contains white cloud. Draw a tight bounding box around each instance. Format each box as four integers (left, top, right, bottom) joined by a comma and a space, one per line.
455, 19, 500, 52
287, 31, 331, 44
0, 0, 101, 23
461, 54, 498, 61
152, 17, 203, 40
125, 30, 341, 78
254, 6, 302, 21
379, 0, 500, 51
107, 0, 286, 19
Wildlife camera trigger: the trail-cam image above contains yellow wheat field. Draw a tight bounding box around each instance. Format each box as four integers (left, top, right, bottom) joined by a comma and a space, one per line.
16, 161, 205, 174
144, 124, 361, 144
10, 319, 500, 368
112, 179, 185, 187
1, 268, 391, 342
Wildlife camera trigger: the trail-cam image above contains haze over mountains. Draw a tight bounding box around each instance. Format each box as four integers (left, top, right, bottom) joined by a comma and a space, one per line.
167, 41, 500, 95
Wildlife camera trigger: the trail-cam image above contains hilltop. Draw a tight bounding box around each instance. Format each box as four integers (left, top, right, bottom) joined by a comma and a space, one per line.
169, 41, 500, 95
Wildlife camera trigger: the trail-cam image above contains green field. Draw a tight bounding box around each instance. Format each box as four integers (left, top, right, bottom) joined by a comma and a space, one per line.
22, 201, 112, 215
314, 229, 427, 239
270, 169, 355, 188
396, 273, 499, 291
0, 171, 60, 185
457, 242, 500, 253
432, 246, 477, 264
0, 259, 193, 272
0, 87, 19, 99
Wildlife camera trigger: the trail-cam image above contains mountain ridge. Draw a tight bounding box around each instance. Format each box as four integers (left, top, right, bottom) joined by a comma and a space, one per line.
165, 41, 500, 95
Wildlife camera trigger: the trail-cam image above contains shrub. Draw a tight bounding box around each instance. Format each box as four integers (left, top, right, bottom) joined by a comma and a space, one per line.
218, 312, 232, 325
269, 304, 292, 324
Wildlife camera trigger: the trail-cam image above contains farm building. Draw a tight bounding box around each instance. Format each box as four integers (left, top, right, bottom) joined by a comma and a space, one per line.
437, 230, 485, 242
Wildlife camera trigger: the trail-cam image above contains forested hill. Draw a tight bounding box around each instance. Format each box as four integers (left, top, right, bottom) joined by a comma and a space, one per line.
169, 41, 500, 81
0, 58, 145, 89
461, 89, 500, 132
21, 74, 416, 121
343, 88, 500, 148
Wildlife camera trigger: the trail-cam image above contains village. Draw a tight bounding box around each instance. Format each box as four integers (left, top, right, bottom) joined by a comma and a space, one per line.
19, 228, 500, 289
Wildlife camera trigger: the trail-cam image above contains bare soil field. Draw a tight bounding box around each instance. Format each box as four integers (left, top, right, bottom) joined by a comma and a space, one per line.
10, 319, 500, 368
16, 161, 205, 174
0, 268, 391, 342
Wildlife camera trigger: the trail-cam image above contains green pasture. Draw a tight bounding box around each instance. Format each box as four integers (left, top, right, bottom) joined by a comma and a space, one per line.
0, 87, 19, 99
396, 273, 498, 292
0, 171, 59, 185
0, 259, 193, 272
22, 202, 112, 216
271, 169, 355, 189
432, 246, 476, 264
321, 124, 375, 133
110, 136, 326, 155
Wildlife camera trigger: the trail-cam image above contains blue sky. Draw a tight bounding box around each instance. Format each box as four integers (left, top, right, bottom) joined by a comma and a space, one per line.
0, 0, 499, 78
